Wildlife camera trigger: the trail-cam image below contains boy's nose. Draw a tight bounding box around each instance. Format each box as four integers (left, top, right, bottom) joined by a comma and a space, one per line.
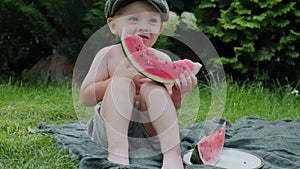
137, 23, 149, 32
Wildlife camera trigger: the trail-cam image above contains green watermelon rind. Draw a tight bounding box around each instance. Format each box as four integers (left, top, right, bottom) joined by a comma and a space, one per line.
190, 122, 226, 165
120, 37, 171, 84
120, 31, 202, 84
190, 144, 203, 164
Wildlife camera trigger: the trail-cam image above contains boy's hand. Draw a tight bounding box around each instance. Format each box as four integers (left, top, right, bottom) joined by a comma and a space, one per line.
170, 71, 197, 109
173, 71, 198, 95
133, 74, 151, 95
114, 66, 151, 94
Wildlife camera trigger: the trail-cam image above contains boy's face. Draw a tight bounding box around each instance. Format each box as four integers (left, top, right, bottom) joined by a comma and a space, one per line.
107, 1, 164, 47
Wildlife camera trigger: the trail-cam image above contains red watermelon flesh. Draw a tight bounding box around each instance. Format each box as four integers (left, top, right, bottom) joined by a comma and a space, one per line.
121, 34, 202, 84
191, 122, 226, 165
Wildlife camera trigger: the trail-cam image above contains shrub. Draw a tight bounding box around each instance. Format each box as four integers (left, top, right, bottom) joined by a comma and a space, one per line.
193, 0, 300, 85
0, 0, 101, 81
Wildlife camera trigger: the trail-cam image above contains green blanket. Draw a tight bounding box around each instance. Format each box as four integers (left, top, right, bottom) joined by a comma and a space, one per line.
33, 117, 300, 169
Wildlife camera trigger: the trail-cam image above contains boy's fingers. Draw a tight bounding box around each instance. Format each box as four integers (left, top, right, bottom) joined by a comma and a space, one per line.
190, 72, 198, 86
184, 71, 192, 88
175, 79, 181, 89
180, 73, 187, 89
140, 78, 152, 83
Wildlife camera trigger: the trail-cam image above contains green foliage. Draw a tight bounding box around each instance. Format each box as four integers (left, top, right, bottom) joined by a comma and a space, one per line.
166, 0, 191, 12
3, 0, 299, 85
0, 0, 49, 79
162, 11, 180, 36
0, 0, 102, 80
194, 0, 300, 85
82, 1, 107, 38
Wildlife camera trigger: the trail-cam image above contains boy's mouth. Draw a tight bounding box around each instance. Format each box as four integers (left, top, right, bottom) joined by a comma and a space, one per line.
138, 34, 149, 40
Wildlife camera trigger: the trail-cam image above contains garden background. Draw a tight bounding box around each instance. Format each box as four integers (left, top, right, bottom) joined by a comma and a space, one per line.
0, 0, 299, 168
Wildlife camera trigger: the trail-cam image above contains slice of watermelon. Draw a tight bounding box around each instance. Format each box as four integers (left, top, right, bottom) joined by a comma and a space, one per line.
121, 33, 202, 84
191, 122, 226, 165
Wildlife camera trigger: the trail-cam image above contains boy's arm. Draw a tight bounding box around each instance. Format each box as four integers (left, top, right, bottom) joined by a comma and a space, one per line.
167, 72, 197, 109
80, 46, 112, 106
168, 85, 184, 109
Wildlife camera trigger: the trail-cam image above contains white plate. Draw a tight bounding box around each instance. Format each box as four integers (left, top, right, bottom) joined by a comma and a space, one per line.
183, 148, 264, 169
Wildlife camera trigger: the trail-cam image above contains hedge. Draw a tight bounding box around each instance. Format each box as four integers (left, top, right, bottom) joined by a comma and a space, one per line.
193, 0, 300, 85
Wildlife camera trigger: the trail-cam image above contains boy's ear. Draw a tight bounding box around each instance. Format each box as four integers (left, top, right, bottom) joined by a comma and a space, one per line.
107, 18, 118, 35
159, 25, 164, 34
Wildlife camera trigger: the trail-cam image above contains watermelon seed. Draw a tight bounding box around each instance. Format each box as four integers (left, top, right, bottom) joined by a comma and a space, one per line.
140, 54, 143, 58
173, 66, 176, 70
244, 162, 247, 164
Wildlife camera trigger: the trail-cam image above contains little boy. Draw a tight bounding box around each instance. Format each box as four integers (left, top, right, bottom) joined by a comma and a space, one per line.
80, 0, 198, 168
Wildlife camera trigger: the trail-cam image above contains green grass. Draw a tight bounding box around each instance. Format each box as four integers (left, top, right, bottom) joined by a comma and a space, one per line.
0, 82, 78, 168
222, 82, 300, 121
0, 81, 299, 168
196, 81, 300, 122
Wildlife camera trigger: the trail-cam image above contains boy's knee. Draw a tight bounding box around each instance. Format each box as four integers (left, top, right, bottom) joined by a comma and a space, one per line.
140, 81, 167, 96
139, 81, 170, 108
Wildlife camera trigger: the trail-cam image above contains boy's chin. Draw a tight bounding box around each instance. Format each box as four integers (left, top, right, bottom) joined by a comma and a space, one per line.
143, 39, 155, 47
142, 39, 149, 44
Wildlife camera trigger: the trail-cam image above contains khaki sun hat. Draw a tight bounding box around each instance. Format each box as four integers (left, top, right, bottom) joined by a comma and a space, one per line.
104, 0, 169, 21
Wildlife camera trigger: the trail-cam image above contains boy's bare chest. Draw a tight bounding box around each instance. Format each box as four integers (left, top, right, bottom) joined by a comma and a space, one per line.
107, 48, 137, 76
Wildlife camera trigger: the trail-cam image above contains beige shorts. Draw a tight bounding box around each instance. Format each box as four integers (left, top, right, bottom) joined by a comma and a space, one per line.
87, 102, 161, 158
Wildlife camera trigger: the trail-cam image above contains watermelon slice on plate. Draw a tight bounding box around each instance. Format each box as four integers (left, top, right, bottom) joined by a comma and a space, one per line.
191, 122, 226, 165
121, 32, 202, 84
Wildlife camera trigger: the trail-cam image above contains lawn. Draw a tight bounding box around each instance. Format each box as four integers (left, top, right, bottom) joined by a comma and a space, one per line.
0, 81, 299, 168
0, 82, 78, 168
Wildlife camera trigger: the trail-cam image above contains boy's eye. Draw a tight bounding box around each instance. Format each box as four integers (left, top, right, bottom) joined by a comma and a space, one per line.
128, 17, 138, 21
149, 18, 158, 23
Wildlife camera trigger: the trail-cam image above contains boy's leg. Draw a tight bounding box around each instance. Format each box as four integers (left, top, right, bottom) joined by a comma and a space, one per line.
139, 81, 184, 169
100, 77, 135, 165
